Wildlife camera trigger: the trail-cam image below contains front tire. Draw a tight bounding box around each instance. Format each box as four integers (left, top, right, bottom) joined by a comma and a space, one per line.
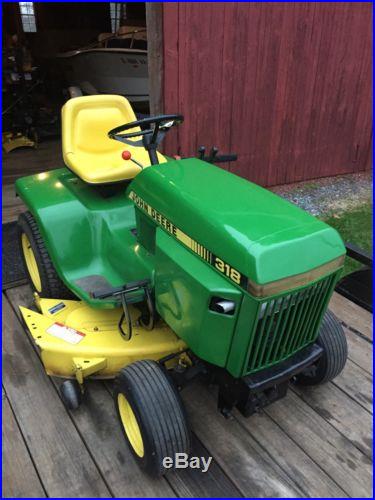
114, 360, 191, 476
18, 211, 74, 299
295, 309, 348, 385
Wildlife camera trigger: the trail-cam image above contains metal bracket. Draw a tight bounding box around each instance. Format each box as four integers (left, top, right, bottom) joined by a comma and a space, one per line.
73, 357, 107, 384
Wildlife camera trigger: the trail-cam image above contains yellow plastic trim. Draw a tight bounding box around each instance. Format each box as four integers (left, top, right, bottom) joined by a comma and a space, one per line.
61, 95, 166, 184
118, 393, 144, 457
21, 233, 42, 292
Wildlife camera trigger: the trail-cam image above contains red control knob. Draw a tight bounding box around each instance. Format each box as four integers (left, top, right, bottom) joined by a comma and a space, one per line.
122, 150, 132, 160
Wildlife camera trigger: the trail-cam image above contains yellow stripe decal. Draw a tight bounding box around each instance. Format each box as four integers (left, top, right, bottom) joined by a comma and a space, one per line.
129, 190, 246, 288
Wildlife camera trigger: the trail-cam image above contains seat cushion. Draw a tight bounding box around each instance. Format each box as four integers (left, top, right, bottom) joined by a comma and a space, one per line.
62, 94, 166, 184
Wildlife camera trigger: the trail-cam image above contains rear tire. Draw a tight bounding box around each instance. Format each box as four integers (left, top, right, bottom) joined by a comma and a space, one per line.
114, 359, 191, 476
295, 309, 348, 385
18, 211, 75, 299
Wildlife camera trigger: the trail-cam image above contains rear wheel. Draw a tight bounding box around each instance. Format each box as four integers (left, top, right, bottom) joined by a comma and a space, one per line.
114, 359, 191, 476
295, 309, 348, 385
18, 211, 75, 299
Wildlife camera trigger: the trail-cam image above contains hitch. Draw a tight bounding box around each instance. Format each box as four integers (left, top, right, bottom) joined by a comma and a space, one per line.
197, 145, 237, 164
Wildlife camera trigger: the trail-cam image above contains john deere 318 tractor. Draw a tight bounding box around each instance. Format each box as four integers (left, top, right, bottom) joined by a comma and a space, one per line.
17, 95, 347, 476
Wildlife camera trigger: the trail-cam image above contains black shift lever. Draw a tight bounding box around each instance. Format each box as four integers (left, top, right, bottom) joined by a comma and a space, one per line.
208, 146, 219, 163
198, 145, 206, 160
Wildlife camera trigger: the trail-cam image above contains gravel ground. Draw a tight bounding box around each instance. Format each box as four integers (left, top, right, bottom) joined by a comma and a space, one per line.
270, 171, 372, 217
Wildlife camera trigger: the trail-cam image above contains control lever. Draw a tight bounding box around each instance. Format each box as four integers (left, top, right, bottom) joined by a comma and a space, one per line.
91, 279, 150, 299
198, 145, 206, 160
208, 146, 219, 163
91, 279, 154, 340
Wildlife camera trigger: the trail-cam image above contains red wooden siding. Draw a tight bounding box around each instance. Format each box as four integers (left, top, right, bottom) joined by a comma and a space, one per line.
162, 2, 372, 187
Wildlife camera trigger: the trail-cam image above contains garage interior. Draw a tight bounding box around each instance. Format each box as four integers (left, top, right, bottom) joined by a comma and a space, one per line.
3, 2, 148, 223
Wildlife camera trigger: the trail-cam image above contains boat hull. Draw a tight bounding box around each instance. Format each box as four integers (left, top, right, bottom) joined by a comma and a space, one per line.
57, 49, 149, 102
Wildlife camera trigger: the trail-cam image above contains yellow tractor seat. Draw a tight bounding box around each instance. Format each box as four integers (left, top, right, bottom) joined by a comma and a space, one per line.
62, 95, 166, 184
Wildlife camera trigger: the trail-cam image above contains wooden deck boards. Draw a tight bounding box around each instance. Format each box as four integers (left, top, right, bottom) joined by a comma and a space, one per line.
2, 284, 373, 498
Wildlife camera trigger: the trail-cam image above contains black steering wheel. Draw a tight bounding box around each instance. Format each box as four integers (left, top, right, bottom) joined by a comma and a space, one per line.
108, 114, 183, 165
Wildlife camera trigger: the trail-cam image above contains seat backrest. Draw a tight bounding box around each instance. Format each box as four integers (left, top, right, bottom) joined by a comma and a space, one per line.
62, 94, 138, 157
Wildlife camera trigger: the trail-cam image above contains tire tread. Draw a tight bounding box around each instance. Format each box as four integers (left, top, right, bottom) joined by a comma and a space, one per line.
18, 211, 74, 299
296, 309, 348, 385
114, 359, 190, 476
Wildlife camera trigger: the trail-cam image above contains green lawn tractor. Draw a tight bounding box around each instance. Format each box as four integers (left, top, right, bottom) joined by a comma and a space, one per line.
17, 95, 348, 476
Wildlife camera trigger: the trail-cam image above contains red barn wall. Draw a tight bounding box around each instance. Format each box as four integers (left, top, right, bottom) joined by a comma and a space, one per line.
162, 2, 372, 187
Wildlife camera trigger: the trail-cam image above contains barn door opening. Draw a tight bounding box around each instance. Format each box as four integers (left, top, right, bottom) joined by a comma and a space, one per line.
106, 2, 148, 115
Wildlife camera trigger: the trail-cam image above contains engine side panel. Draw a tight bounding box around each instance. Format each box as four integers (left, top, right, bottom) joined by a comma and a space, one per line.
155, 229, 242, 367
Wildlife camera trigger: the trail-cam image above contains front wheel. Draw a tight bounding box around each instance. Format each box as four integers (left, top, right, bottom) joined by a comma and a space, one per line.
114, 360, 191, 476
295, 309, 348, 385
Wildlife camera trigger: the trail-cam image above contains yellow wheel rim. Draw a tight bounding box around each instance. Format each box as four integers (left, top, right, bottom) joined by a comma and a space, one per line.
118, 393, 144, 457
21, 233, 42, 292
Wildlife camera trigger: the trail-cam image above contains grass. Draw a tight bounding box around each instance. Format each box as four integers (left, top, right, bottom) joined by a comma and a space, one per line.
321, 200, 372, 276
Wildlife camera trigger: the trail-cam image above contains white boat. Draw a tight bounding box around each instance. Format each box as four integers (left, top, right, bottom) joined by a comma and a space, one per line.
57, 28, 148, 103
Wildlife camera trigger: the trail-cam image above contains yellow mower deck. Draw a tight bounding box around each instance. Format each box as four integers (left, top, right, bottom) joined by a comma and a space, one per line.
20, 297, 186, 382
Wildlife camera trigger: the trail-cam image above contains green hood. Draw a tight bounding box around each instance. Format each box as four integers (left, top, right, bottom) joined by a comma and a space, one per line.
128, 158, 345, 287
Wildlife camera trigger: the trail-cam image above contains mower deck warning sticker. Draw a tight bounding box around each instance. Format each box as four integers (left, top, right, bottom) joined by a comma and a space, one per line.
47, 322, 85, 344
